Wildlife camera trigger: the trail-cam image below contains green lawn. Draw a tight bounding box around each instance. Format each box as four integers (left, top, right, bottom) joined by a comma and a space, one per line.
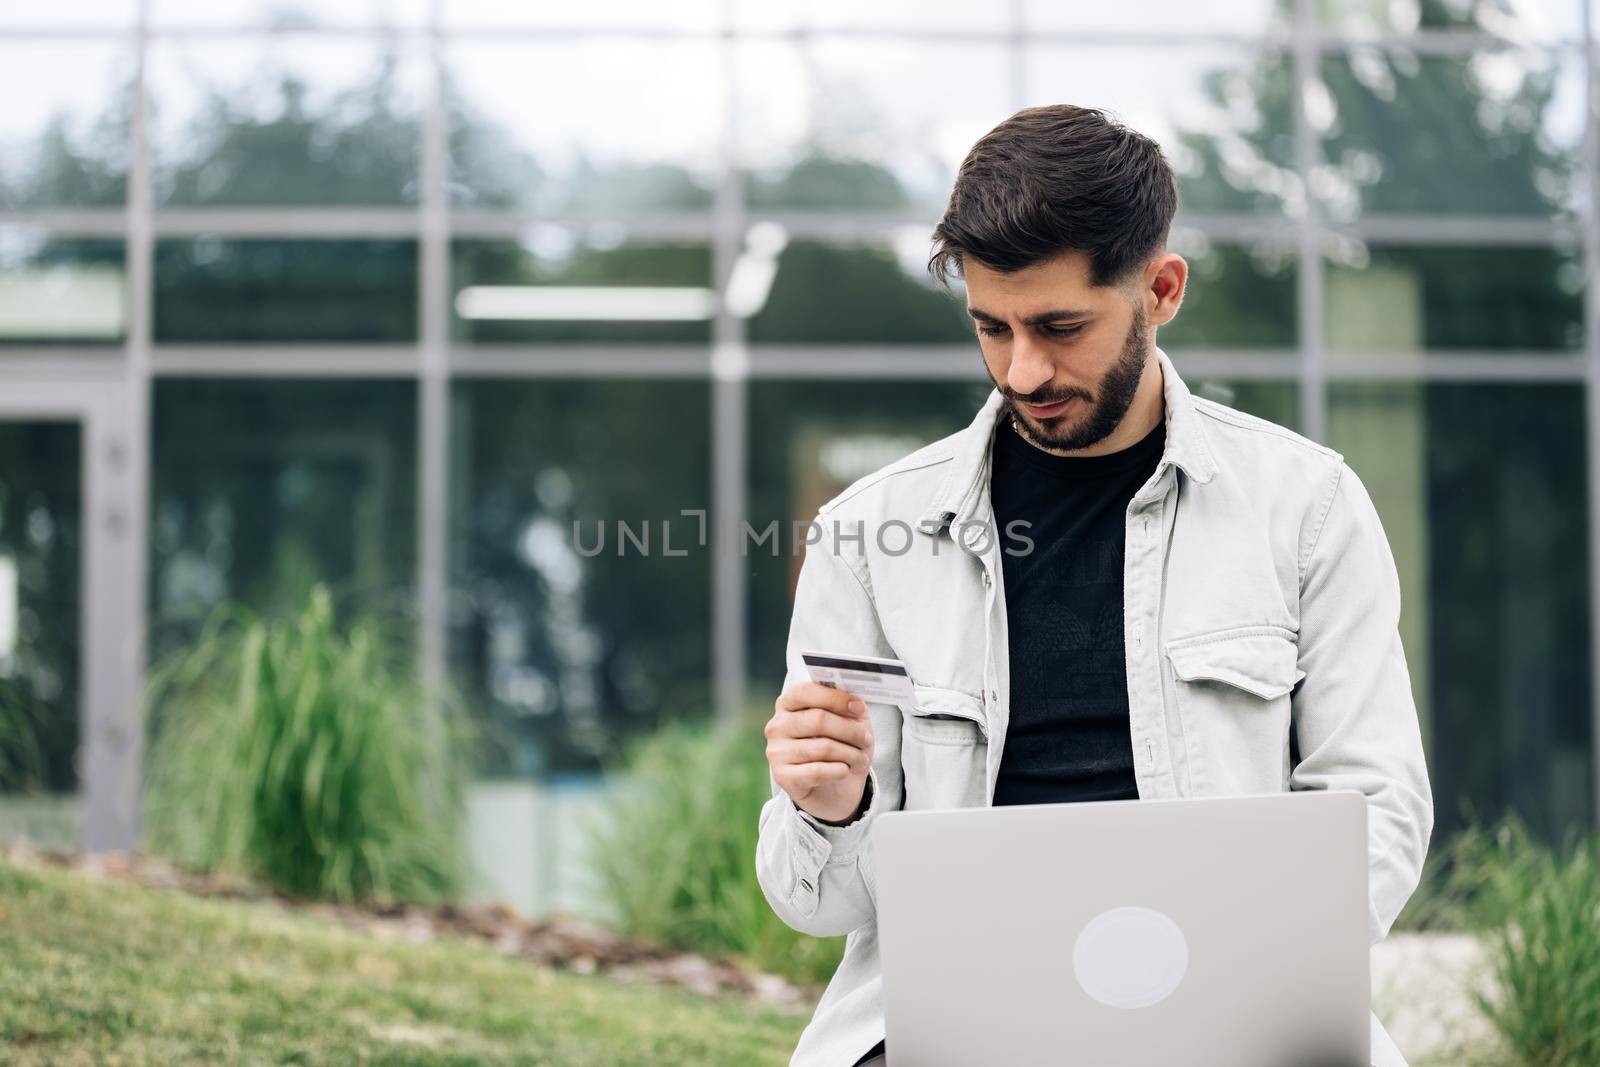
0, 860, 807, 1066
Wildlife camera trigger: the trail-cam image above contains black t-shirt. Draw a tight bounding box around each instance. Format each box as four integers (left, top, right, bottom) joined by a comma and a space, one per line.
988, 411, 1166, 807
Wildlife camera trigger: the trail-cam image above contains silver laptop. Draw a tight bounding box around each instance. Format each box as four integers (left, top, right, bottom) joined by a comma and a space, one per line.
873, 791, 1370, 1067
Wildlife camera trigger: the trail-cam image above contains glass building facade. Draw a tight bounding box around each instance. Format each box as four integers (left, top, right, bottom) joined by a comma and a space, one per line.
0, 1, 1595, 896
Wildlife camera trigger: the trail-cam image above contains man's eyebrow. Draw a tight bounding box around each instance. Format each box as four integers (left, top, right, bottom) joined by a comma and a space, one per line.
966, 306, 1097, 326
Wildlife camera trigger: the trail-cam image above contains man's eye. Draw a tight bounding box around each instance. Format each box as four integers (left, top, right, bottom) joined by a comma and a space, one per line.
976, 324, 1083, 338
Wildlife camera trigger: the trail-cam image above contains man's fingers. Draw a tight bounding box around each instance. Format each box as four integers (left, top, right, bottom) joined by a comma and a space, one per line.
768, 706, 874, 748
768, 736, 871, 770
774, 761, 854, 790
776, 681, 860, 716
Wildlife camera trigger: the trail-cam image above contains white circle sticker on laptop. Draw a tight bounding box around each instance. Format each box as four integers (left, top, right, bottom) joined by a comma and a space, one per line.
1071, 905, 1190, 1009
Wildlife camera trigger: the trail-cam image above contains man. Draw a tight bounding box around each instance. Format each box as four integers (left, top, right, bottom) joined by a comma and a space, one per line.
755, 104, 1433, 1067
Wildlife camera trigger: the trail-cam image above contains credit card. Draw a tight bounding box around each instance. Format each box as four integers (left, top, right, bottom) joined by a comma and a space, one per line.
800, 649, 916, 707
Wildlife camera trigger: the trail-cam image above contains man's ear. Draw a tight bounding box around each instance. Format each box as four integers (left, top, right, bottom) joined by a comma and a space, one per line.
1145, 253, 1187, 327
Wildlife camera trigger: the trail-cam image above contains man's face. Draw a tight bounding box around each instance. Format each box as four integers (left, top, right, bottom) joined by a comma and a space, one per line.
964, 249, 1153, 453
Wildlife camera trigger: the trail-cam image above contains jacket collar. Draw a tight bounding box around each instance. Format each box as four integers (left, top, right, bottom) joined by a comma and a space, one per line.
917, 345, 1218, 537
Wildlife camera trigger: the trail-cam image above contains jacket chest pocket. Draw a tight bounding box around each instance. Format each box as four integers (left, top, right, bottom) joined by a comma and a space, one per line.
899, 684, 989, 811
1164, 626, 1305, 796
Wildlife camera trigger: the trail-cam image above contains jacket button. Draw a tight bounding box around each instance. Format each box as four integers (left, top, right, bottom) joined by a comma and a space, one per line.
982, 570, 992, 587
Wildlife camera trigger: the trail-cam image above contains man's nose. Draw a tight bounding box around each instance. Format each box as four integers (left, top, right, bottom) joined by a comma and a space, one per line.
1008, 333, 1055, 396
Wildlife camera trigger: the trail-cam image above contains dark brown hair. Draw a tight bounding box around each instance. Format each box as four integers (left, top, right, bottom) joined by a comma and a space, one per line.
928, 104, 1178, 293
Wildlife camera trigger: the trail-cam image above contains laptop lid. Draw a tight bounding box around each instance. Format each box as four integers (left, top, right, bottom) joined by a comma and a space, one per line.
873, 791, 1370, 1067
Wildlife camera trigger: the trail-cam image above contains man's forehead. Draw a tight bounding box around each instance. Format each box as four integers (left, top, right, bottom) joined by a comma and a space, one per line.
961, 251, 1099, 307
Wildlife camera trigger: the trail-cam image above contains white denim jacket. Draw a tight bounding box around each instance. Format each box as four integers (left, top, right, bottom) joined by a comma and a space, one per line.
755, 346, 1434, 1067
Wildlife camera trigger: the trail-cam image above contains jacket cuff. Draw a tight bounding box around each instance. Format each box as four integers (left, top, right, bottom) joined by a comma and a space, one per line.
781, 769, 881, 913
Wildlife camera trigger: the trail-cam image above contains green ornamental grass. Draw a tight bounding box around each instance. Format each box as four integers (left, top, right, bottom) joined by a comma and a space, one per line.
143, 585, 471, 905
587, 716, 847, 988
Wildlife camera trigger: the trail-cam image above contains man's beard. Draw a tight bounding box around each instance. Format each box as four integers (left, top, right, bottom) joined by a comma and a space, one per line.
989, 303, 1150, 453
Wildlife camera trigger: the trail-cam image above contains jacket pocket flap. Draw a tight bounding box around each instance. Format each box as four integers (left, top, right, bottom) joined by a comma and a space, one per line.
1164, 629, 1305, 700
907, 684, 989, 740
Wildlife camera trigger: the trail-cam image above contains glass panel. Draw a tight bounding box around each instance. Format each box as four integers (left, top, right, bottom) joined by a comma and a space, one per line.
447, 41, 722, 212
1161, 234, 1297, 349
1027, 0, 1287, 33
150, 0, 428, 26
150, 379, 418, 657
0, 233, 125, 346
0, 44, 132, 209
452, 232, 713, 344
448, 380, 712, 778
154, 238, 418, 343
1329, 382, 1590, 841
0, 421, 83, 849
746, 239, 971, 344
1324, 243, 1583, 354
746, 379, 990, 689
149, 37, 424, 206
1026, 45, 1297, 216
1318, 0, 1583, 42
1315, 48, 1585, 219
738, 39, 1012, 214
1183, 378, 1299, 430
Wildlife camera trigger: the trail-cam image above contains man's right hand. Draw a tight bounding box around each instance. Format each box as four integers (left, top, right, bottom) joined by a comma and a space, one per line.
765, 681, 876, 824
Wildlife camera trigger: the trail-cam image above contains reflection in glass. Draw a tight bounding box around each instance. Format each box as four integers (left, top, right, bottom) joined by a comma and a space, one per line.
150, 379, 418, 657
1184, 378, 1299, 431
1161, 234, 1297, 349
746, 239, 971, 344
0, 44, 132, 209
1316, 48, 1584, 218
154, 238, 418, 343
452, 233, 713, 344
738, 40, 1011, 213
0, 234, 125, 345
149, 37, 423, 206
0, 422, 82, 851
449, 380, 712, 778
746, 380, 987, 693
1329, 383, 1590, 842
1324, 244, 1583, 353
447, 41, 722, 212
1317, 0, 1583, 42
1027, 45, 1297, 216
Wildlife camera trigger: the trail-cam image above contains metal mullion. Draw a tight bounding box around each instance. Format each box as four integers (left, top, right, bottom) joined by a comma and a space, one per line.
1581, 0, 1600, 825
449, 347, 712, 378
1326, 216, 1583, 246
417, 0, 450, 701
1324, 353, 1589, 381
448, 212, 713, 242
711, 3, 747, 723
1293, 0, 1326, 443
0, 211, 128, 236
82, 0, 153, 853
1314, 29, 1588, 56
151, 346, 422, 375
152, 208, 423, 238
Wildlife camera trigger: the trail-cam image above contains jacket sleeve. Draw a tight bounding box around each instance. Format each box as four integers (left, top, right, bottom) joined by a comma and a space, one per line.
1290, 460, 1435, 945
755, 515, 905, 938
